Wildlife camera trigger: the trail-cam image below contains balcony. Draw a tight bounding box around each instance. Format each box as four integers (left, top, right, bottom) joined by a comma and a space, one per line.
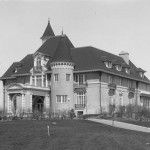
74, 82, 87, 93
33, 66, 42, 73
108, 83, 116, 89
75, 104, 86, 109
128, 87, 135, 92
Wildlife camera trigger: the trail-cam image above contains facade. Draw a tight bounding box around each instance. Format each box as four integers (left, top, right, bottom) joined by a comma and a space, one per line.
1, 21, 150, 116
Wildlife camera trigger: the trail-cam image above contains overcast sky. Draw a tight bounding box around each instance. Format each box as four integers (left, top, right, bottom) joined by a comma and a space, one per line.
0, 0, 150, 79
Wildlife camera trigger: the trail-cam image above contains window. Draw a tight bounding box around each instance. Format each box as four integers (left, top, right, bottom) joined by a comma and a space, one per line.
56, 95, 67, 103
37, 57, 41, 67
31, 75, 46, 87
43, 75, 46, 87
74, 74, 85, 85
32, 76, 35, 86
66, 74, 71, 81
108, 75, 113, 84
36, 75, 42, 87
119, 77, 122, 86
128, 80, 133, 88
54, 74, 58, 82
139, 72, 144, 78
77, 92, 85, 105
124, 68, 130, 74
104, 61, 112, 68
115, 65, 122, 71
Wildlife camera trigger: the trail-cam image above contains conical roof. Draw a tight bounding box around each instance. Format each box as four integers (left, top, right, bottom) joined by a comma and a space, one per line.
41, 20, 55, 39
52, 35, 73, 63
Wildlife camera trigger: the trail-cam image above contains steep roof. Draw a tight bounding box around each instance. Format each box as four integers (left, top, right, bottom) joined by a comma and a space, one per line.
1, 36, 150, 83
36, 35, 74, 56
52, 35, 73, 63
71, 46, 150, 82
41, 21, 55, 39
1, 54, 33, 78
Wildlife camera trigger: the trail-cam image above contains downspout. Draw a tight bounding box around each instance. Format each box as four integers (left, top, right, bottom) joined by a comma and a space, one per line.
98, 72, 102, 114
136, 81, 139, 106
3, 80, 6, 112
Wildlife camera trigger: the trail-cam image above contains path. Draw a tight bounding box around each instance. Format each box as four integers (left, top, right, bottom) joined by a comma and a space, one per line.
88, 118, 150, 133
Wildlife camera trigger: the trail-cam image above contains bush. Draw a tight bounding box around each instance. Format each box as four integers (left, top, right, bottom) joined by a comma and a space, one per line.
68, 109, 76, 119
125, 104, 134, 119
116, 106, 125, 117
108, 104, 115, 116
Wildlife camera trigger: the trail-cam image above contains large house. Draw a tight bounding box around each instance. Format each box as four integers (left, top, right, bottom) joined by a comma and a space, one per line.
1, 21, 150, 116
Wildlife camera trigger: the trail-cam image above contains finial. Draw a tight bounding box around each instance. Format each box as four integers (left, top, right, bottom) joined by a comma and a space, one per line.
48, 17, 50, 24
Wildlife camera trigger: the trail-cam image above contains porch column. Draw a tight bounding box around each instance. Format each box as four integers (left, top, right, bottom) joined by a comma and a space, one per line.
46, 74, 48, 87
29, 94, 32, 112
22, 94, 26, 111
7, 94, 11, 113
42, 74, 44, 87
35, 76, 37, 86
30, 76, 32, 85
45, 95, 50, 110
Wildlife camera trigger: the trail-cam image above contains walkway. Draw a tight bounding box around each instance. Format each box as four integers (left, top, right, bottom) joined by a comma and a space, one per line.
88, 118, 150, 133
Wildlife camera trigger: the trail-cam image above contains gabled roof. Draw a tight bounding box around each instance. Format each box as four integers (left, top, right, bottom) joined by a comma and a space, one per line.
41, 20, 55, 39
52, 35, 73, 63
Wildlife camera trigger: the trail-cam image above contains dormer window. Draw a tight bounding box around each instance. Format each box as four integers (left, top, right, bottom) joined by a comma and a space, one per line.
124, 68, 130, 74
115, 65, 122, 71
13, 68, 18, 73
136, 68, 146, 78
101, 56, 112, 69
104, 61, 112, 69
139, 72, 144, 78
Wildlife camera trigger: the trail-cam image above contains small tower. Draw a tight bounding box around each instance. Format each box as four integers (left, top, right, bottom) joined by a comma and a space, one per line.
41, 19, 55, 44
50, 34, 75, 114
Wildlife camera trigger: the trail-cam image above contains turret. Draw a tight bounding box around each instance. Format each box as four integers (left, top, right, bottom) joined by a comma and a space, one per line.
50, 34, 75, 114
41, 19, 55, 44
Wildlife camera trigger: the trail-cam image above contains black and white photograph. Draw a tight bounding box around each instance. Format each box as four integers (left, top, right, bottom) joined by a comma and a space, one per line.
0, 0, 150, 149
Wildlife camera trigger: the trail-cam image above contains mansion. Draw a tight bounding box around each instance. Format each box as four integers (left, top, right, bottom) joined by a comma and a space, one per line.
1, 21, 150, 116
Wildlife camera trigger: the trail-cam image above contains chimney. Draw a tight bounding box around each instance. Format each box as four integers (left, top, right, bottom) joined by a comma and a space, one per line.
119, 51, 129, 65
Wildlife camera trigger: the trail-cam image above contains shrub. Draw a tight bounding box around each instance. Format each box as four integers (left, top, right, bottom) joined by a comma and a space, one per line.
116, 106, 125, 117
108, 104, 115, 116
125, 104, 134, 119
68, 109, 76, 119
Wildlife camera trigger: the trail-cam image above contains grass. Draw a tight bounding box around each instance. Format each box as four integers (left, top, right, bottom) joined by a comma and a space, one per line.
0, 119, 150, 150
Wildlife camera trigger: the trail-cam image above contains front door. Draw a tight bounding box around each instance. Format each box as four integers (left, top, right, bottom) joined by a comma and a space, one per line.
37, 99, 43, 113
33, 96, 44, 113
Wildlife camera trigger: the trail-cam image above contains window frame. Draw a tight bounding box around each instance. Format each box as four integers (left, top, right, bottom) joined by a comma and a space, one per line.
54, 74, 58, 82
66, 74, 71, 81
56, 95, 67, 103
74, 74, 86, 85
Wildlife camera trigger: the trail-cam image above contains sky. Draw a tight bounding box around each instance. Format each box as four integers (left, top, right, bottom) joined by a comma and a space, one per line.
0, 0, 150, 78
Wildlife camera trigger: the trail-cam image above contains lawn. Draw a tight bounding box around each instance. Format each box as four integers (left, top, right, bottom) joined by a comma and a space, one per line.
0, 119, 150, 150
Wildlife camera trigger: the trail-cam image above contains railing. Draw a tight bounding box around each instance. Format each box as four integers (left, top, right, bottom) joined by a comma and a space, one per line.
108, 83, 117, 89
128, 87, 135, 92
33, 66, 42, 72
75, 104, 86, 109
